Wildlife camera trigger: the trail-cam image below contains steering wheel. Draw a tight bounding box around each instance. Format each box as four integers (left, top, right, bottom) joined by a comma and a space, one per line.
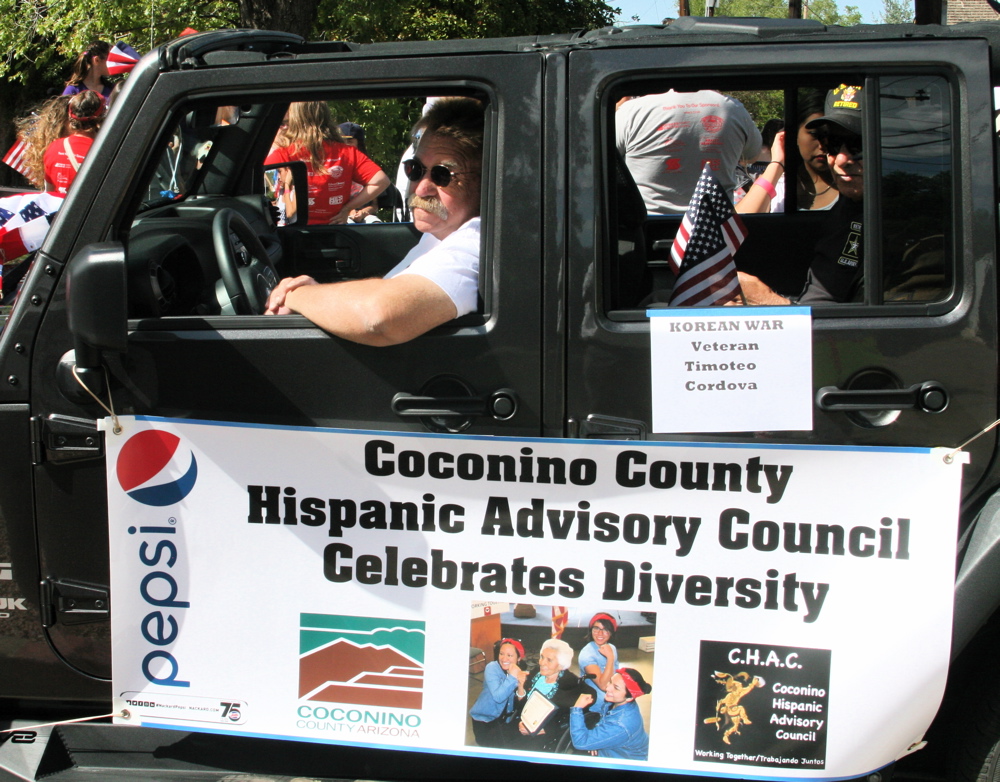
212, 208, 279, 315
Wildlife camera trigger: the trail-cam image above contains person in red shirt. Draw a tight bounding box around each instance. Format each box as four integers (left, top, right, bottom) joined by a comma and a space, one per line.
43, 90, 105, 194
13, 95, 71, 190
265, 101, 389, 225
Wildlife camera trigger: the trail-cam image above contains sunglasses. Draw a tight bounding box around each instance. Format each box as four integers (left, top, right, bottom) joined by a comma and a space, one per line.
403, 158, 471, 187
815, 133, 864, 159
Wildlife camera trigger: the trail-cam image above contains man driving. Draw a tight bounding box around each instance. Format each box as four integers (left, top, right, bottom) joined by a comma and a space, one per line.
738, 84, 865, 305
265, 97, 483, 345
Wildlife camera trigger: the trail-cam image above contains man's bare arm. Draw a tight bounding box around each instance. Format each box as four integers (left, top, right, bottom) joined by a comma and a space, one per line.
738, 271, 791, 305
266, 274, 458, 346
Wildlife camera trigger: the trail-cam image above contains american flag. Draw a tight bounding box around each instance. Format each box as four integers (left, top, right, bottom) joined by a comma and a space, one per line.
2, 138, 30, 179
0, 191, 65, 263
550, 606, 568, 639
669, 164, 747, 307
107, 41, 141, 76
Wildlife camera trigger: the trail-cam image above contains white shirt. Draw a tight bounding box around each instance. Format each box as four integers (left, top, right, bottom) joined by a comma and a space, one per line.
384, 217, 481, 317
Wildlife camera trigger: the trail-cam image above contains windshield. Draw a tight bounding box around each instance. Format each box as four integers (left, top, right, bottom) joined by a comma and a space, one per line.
139, 106, 243, 211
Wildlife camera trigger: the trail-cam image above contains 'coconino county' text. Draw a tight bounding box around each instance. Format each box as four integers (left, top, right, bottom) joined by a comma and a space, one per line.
361, 440, 795, 502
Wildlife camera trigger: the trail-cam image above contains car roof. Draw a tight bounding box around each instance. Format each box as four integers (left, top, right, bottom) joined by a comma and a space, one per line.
152, 22, 1000, 86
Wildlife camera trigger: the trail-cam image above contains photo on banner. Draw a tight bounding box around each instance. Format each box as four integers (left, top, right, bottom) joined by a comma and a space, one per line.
465, 604, 656, 759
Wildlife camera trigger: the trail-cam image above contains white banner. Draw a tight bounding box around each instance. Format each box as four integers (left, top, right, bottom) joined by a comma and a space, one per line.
105, 416, 963, 779
649, 306, 813, 433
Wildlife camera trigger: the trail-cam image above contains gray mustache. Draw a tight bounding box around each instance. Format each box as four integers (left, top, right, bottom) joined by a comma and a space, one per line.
409, 194, 449, 220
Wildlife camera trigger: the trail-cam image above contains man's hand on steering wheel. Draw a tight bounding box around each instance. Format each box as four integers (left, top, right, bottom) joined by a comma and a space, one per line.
212, 208, 281, 314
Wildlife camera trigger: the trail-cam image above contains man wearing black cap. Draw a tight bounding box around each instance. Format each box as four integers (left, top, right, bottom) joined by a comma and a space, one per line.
338, 122, 380, 224
739, 84, 866, 305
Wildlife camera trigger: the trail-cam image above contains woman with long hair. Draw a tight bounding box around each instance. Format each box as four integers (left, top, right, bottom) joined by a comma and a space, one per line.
62, 41, 114, 99
737, 89, 838, 214
0, 93, 101, 270
265, 101, 389, 225
43, 90, 106, 194
14, 96, 72, 189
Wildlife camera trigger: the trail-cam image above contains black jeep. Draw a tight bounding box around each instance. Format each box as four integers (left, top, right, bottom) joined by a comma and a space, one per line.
1, 20, 999, 782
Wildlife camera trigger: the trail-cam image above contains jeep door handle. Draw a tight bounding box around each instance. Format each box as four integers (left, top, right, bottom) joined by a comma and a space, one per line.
815, 381, 948, 413
391, 389, 518, 421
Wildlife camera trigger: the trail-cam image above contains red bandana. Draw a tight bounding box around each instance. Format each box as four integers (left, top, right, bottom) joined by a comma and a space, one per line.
500, 638, 524, 659
616, 668, 644, 699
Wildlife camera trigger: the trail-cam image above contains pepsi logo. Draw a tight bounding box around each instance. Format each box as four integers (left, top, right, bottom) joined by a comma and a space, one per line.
117, 430, 198, 506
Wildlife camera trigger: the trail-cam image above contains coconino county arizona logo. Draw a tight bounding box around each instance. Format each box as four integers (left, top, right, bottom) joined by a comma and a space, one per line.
117, 430, 198, 506
299, 614, 425, 709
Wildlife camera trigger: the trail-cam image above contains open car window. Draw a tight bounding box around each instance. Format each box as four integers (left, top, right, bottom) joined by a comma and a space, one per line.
125, 93, 489, 322
606, 74, 954, 314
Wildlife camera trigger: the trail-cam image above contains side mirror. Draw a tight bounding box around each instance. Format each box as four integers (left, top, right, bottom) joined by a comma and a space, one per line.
66, 242, 127, 370
263, 161, 309, 225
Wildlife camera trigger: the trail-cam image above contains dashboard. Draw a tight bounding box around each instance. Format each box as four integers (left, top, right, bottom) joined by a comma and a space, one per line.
126, 194, 282, 318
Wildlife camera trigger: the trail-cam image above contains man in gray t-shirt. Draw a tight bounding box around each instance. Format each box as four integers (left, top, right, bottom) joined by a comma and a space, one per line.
616, 90, 762, 215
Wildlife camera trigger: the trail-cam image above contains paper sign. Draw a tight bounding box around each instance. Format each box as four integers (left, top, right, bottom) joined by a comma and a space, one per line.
105, 416, 963, 779
471, 601, 509, 619
520, 690, 558, 734
648, 306, 813, 433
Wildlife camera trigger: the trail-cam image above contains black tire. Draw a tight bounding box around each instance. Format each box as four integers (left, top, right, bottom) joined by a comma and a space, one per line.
982, 747, 1000, 782
949, 678, 1000, 782
953, 734, 1000, 782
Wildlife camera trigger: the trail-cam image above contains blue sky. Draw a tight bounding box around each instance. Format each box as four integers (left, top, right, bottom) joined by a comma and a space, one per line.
612, 0, 885, 24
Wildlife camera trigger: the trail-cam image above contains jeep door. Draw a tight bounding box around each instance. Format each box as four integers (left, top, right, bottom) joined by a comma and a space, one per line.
560, 34, 998, 501
14, 49, 546, 683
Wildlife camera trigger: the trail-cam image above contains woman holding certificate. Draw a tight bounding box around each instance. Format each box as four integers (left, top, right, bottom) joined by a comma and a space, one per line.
569, 668, 652, 760
511, 638, 583, 752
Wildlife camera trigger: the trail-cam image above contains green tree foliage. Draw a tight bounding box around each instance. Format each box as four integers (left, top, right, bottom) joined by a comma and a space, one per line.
328, 97, 423, 179
317, 0, 617, 42
0, 0, 616, 89
320, 0, 617, 172
0, 0, 230, 184
730, 90, 783, 126
239, 0, 321, 38
0, 0, 232, 87
0, 0, 617, 186
685, 0, 862, 24
879, 0, 914, 23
